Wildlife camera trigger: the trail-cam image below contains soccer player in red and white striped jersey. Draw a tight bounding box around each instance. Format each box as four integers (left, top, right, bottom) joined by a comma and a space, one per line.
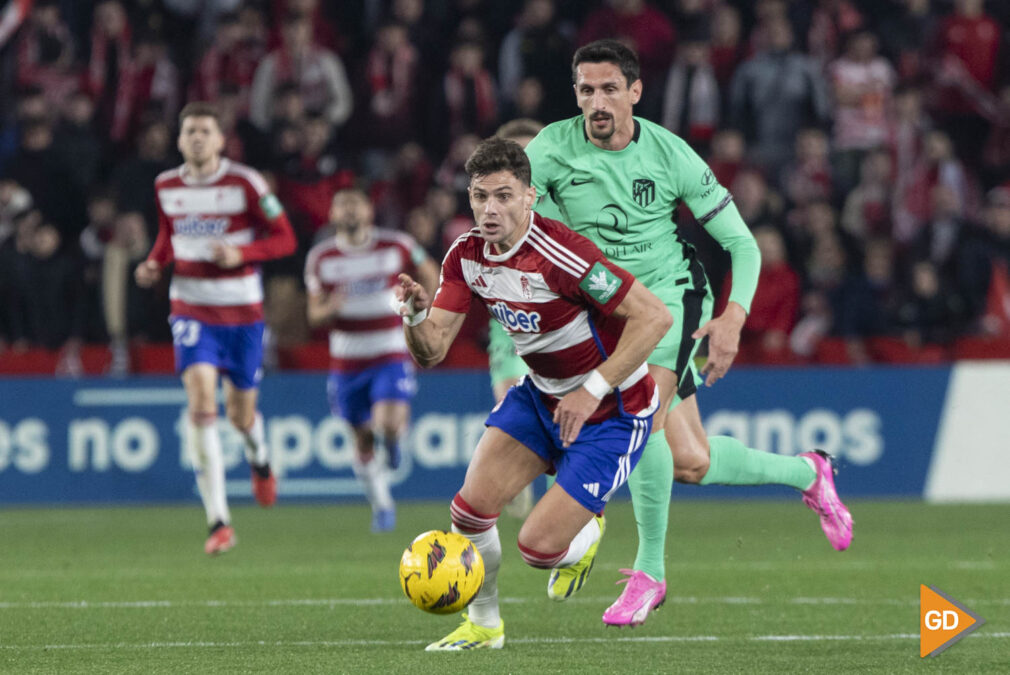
394, 137, 671, 650
304, 187, 438, 532
135, 101, 296, 555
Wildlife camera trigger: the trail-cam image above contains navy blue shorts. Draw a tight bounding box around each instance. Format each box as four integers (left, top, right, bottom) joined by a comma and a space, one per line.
485, 377, 652, 513
171, 317, 264, 390
327, 360, 417, 427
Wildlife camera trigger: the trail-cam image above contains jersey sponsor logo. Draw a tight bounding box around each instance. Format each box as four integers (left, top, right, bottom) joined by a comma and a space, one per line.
570, 176, 595, 186
595, 204, 628, 243
171, 215, 230, 236
490, 302, 542, 333
580, 262, 622, 303
632, 178, 655, 207
583, 482, 600, 497
702, 168, 715, 186
260, 194, 284, 219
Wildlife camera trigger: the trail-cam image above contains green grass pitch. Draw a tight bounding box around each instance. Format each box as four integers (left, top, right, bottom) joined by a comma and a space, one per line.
0, 500, 1006, 674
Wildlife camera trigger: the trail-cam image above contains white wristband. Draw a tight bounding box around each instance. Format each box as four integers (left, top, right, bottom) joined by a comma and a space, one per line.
403, 307, 428, 326
581, 369, 611, 400
390, 293, 428, 326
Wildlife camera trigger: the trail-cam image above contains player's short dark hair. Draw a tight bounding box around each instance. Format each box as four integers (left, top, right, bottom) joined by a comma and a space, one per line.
496, 118, 543, 142
464, 137, 531, 187
178, 101, 222, 129
572, 39, 640, 87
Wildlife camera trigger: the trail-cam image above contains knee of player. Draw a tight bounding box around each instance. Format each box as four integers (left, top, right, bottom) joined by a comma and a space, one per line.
449, 492, 499, 534
673, 453, 710, 484
226, 408, 253, 431
516, 533, 566, 569
189, 410, 217, 427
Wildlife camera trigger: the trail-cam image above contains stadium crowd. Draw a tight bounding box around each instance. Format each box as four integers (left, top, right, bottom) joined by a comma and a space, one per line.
1, 0, 1009, 374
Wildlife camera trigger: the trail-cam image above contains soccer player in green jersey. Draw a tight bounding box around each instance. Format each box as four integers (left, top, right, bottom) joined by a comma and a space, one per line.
524, 39, 853, 627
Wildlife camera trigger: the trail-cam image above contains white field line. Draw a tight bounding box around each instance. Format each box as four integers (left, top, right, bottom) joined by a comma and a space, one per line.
2, 596, 1010, 610
73, 388, 192, 406
1, 633, 1009, 651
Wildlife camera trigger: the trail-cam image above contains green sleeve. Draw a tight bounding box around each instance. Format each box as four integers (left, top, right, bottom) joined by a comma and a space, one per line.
703, 201, 761, 314
524, 131, 557, 218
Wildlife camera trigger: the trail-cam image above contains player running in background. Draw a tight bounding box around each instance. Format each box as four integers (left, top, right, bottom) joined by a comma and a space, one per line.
395, 137, 671, 650
135, 101, 296, 555
525, 40, 853, 626
304, 187, 439, 533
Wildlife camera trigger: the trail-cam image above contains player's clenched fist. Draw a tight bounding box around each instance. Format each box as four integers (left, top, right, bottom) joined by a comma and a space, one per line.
134, 260, 161, 287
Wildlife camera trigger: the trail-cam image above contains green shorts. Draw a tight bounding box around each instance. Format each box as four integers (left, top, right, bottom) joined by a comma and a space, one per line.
488, 319, 529, 388
646, 263, 713, 410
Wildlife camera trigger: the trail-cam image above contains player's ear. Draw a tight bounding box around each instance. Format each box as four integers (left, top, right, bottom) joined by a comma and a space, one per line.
525, 185, 536, 210
629, 79, 643, 105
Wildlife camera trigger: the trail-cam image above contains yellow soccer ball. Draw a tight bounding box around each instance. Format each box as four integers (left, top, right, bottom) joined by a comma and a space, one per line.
399, 530, 484, 614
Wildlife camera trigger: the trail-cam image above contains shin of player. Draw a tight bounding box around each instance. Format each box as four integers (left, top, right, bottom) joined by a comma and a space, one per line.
396, 137, 671, 650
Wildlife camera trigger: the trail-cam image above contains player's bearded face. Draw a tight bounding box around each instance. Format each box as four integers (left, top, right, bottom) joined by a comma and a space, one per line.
469, 170, 535, 252
330, 192, 373, 239
574, 63, 641, 142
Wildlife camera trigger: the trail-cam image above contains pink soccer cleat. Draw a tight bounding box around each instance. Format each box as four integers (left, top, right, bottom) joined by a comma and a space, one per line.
602, 569, 666, 627
800, 450, 853, 551
204, 524, 236, 556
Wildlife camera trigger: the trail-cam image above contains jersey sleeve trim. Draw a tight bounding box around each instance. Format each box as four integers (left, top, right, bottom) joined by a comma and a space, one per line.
696, 193, 734, 227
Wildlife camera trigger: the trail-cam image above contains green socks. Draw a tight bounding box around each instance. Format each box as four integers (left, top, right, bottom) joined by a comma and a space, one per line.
699, 436, 815, 490
627, 432, 673, 582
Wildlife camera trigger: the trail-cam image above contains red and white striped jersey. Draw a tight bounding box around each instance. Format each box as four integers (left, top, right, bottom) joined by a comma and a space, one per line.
148, 159, 296, 325
434, 213, 657, 423
305, 228, 429, 371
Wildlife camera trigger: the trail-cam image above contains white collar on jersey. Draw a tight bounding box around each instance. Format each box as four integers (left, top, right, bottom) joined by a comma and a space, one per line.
334, 226, 375, 252
179, 158, 230, 186
484, 211, 533, 262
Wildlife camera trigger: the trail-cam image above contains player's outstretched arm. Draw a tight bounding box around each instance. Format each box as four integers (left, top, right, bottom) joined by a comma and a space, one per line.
394, 273, 466, 368
554, 281, 672, 446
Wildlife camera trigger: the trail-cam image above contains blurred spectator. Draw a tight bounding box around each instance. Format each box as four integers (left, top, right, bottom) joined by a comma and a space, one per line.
498, 0, 574, 123
102, 211, 157, 374
897, 129, 979, 246
111, 31, 180, 148
0, 0, 32, 53
889, 84, 931, 243
708, 3, 745, 109
370, 142, 434, 230
981, 85, 1010, 188
109, 120, 173, 236
6, 116, 86, 241
275, 113, 356, 239
0, 175, 31, 246
706, 128, 745, 189
929, 0, 1002, 166
86, 1, 131, 140
827, 29, 895, 195
895, 259, 966, 346
660, 21, 718, 149
955, 188, 1010, 333
840, 148, 892, 240
404, 205, 442, 261
779, 127, 833, 209
249, 13, 353, 132
835, 238, 902, 360
578, 0, 675, 119
54, 90, 104, 195
0, 209, 42, 350
21, 214, 86, 357
357, 19, 421, 153
435, 133, 480, 209
15, 0, 78, 104
875, 0, 935, 83
161, 0, 243, 49
805, 0, 864, 68
189, 11, 265, 117
502, 76, 550, 122
729, 16, 830, 175
433, 41, 497, 154
731, 168, 783, 230
790, 289, 834, 359
720, 225, 799, 361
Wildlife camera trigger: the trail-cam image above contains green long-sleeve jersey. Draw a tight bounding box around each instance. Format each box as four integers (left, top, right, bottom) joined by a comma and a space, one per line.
525, 115, 759, 312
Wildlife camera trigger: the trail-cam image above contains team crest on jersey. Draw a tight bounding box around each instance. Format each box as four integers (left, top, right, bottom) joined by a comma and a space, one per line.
579, 262, 623, 303
520, 275, 532, 300
632, 178, 655, 207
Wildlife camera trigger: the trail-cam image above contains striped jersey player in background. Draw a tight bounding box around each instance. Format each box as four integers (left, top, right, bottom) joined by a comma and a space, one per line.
304, 187, 439, 533
394, 137, 671, 650
135, 101, 296, 555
